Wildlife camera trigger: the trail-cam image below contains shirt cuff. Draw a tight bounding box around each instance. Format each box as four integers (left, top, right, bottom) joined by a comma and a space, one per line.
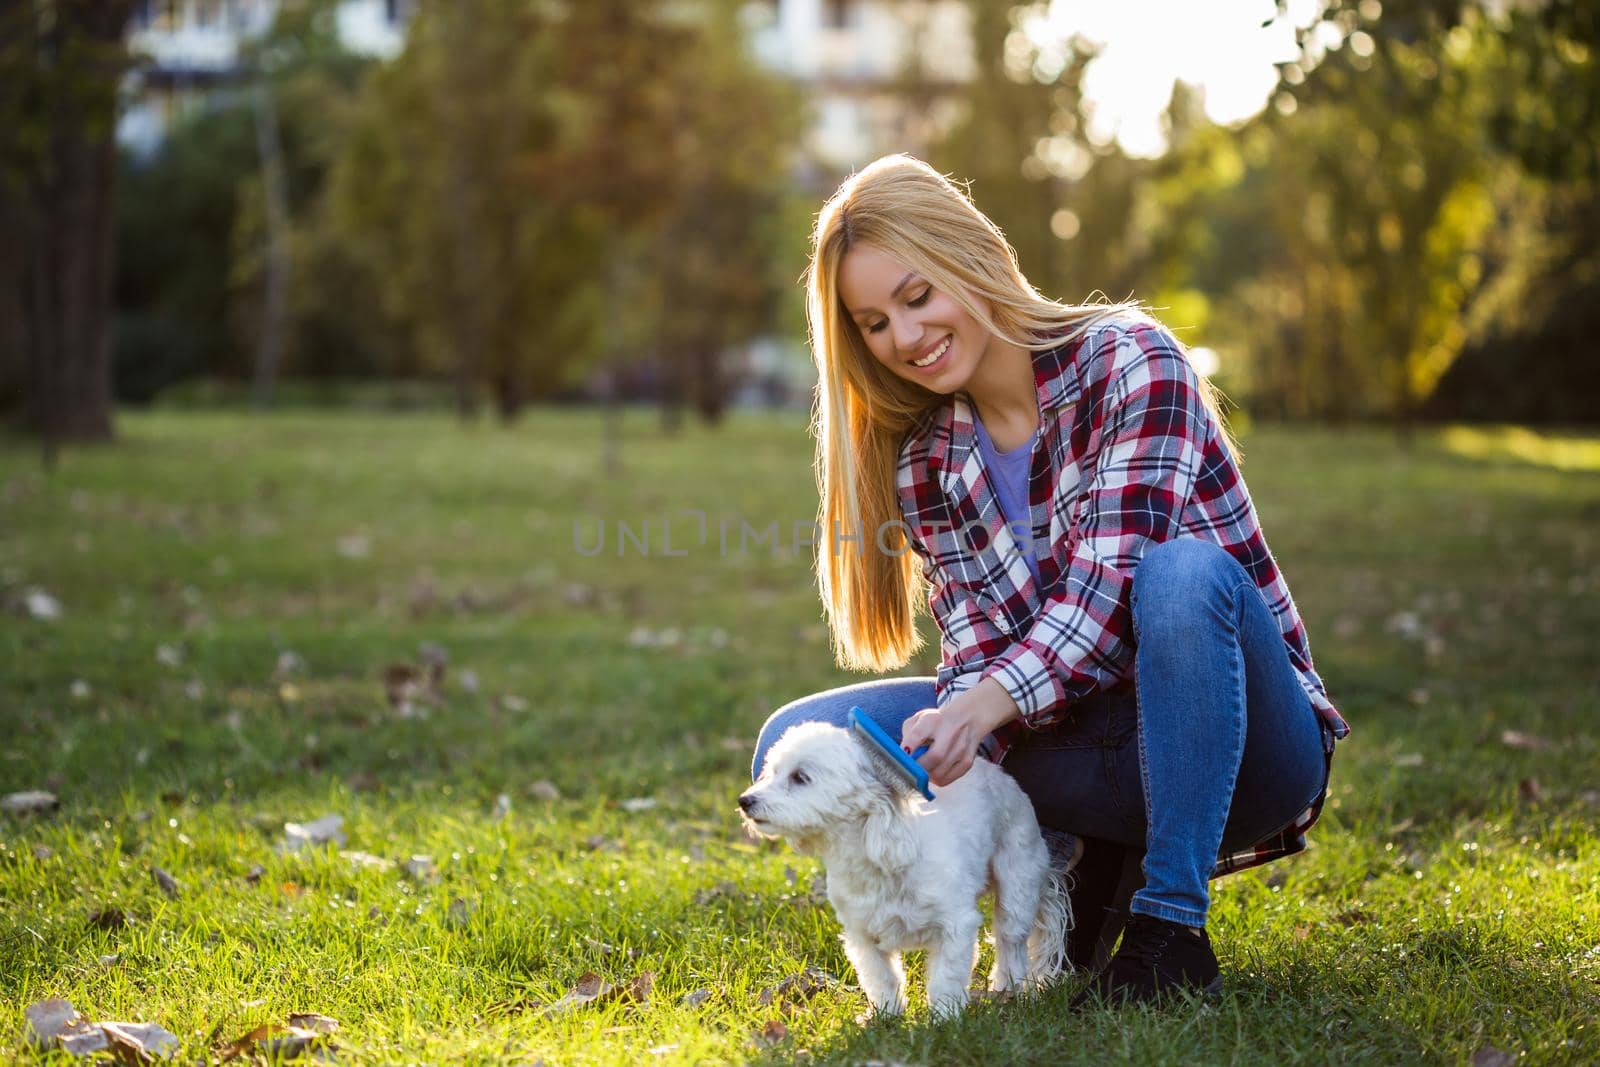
980, 642, 1067, 726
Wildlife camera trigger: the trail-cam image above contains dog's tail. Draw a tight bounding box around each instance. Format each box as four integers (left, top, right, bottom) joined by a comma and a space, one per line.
1027, 866, 1072, 983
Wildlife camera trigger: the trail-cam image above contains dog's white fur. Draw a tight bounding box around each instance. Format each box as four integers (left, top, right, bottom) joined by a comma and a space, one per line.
739, 721, 1069, 1018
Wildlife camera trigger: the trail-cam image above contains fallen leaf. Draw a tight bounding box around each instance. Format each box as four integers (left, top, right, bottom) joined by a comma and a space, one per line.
1500, 729, 1555, 752
459, 669, 481, 693
280, 815, 346, 854
285, 1013, 339, 1036
245, 865, 266, 885
274, 650, 307, 678
583, 835, 622, 853
1519, 777, 1542, 803
88, 907, 129, 930
500, 693, 529, 713
24, 998, 88, 1051
155, 643, 183, 668
446, 896, 474, 929
758, 967, 838, 1008
1471, 1047, 1517, 1067
220, 1021, 333, 1061
70, 679, 92, 700
336, 533, 371, 559
1393, 753, 1425, 768
619, 797, 657, 813
101, 1020, 180, 1062
402, 855, 438, 883
152, 867, 181, 898
24, 588, 63, 620
693, 881, 740, 906
33, 845, 53, 860
338, 850, 394, 871
527, 780, 561, 802
755, 1019, 788, 1045
3, 790, 59, 815
681, 989, 715, 1008
492, 794, 512, 821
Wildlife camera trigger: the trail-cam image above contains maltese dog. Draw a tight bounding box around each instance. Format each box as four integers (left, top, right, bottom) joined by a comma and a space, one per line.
739, 721, 1069, 1018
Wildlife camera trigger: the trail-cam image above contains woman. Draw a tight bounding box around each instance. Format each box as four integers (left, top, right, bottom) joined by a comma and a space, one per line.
753, 155, 1348, 1007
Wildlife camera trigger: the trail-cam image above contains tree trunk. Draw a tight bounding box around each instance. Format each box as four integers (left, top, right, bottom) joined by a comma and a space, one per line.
19, 1, 132, 453
691, 343, 726, 424
252, 79, 291, 410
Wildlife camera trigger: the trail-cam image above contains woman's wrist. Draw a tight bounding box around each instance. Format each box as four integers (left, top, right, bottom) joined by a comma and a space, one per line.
953, 675, 1021, 737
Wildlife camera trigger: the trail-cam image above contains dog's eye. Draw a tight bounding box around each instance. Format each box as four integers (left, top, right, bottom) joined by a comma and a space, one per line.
788, 768, 810, 787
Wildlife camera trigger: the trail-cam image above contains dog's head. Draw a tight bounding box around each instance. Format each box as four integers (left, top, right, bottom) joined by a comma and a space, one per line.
738, 721, 910, 855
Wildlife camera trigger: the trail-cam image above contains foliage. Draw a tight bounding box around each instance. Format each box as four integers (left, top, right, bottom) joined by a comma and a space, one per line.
326, 0, 803, 421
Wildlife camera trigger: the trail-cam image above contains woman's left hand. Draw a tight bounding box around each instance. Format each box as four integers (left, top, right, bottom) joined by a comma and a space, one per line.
899, 677, 1020, 787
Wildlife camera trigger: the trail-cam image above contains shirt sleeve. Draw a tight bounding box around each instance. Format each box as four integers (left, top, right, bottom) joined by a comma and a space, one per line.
979, 320, 1210, 727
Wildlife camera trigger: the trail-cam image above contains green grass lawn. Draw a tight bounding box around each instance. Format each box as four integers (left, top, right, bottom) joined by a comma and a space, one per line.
2, 411, 1597, 1065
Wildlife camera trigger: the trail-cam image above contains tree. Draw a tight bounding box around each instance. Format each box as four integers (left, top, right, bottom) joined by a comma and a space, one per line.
0, 0, 134, 451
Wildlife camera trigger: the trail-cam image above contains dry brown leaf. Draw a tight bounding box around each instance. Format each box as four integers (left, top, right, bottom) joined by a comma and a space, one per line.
527, 780, 561, 802
220, 1021, 332, 1061
101, 1020, 179, 1063
286, 1013, 339, 1036
1500, 729, 1555, 752
446, 896, 474, 929
152, 866, 181, 899
755, 1019, 788, 1045
680, 988, 715, 1009
280, 815, 345, 854
757, 968, 838, 1008
88, 907, 129, 930
3, 789, 59, 815
1470, 1047, 1517, 1067
1519, 777, 1543, 803
402, 855, 439, 883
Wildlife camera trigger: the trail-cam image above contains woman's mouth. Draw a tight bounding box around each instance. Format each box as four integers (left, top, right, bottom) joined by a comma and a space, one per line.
909, 335, 951, 371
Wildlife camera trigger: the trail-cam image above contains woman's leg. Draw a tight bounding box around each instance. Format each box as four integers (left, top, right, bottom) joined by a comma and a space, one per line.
1126, 536, 1327, 927
752, 677, 936, 781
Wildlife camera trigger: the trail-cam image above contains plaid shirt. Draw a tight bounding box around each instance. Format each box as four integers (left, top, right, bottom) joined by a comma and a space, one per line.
896, 313, 1348, 877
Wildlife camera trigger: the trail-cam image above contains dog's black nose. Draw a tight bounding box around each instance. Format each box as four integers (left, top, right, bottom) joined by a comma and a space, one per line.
738, 793, 756, 812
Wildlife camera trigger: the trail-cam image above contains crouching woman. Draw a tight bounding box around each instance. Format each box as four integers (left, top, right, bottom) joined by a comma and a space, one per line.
753, 154, 1348, 1006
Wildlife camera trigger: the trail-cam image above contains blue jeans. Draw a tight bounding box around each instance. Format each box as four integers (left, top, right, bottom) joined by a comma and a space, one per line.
753, 537, 1331, 928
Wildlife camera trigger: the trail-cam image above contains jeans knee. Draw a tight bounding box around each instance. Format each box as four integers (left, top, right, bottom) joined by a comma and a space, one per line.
1132, 538, 1242, 639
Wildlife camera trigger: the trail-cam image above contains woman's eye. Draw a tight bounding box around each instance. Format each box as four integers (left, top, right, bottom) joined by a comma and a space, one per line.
907, 287, 932, 307
789, 769, 810, 786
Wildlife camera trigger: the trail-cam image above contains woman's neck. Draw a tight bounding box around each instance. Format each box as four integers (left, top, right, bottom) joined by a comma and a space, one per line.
965, 337, 1039, 448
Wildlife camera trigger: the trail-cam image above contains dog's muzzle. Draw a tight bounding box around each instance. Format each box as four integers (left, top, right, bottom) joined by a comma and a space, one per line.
737, 792, 758, 813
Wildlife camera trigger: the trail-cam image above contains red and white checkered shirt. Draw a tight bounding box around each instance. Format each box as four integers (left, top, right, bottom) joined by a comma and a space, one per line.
896, 313, 1348, 876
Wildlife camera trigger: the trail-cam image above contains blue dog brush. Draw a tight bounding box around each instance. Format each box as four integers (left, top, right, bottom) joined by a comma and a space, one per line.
848, 706, 934, 801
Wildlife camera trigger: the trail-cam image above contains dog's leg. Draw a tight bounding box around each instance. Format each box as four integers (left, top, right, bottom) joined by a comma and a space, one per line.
842, 931, 905, 1019
990, 824, 1064, 991
925, 911, 981, 1018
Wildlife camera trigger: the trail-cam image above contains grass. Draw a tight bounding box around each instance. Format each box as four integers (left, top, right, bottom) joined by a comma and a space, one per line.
2, 409, 1597, 1065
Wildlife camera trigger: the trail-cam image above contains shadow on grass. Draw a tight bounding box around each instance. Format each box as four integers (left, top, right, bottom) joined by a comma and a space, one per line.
741, 921, 1597, 1067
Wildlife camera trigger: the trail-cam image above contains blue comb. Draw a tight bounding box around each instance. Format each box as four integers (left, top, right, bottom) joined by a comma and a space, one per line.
848, 707, 934, 800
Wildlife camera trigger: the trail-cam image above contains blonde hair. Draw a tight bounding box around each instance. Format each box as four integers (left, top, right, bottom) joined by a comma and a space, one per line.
807, 154, 1227, 673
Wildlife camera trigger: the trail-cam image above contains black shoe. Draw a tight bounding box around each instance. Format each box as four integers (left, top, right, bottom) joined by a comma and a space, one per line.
1071, 913, 1222, 1008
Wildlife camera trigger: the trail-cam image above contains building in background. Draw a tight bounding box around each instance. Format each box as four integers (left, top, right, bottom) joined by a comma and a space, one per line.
119, 0, 411, 155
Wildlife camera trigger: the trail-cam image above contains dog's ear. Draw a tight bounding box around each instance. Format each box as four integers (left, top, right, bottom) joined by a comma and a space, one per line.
860, 798, 917, 872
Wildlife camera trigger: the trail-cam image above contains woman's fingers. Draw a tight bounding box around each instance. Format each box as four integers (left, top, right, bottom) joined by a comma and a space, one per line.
899, 707, 977, 787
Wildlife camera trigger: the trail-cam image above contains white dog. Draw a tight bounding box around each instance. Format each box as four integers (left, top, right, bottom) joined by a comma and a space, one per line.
739, 721, 1069, 1018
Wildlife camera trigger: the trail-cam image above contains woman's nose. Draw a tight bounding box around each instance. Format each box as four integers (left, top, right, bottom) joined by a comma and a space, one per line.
892, 314, 923, 353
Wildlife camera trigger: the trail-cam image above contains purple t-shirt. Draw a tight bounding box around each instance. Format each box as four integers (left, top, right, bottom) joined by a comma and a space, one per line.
972, 413, 1041, 587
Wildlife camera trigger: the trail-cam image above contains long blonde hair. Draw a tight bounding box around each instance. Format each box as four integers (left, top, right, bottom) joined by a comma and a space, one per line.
808, 154, 1231, 673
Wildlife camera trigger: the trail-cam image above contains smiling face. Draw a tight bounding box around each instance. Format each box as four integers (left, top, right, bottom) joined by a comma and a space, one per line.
836, 244, 994, 396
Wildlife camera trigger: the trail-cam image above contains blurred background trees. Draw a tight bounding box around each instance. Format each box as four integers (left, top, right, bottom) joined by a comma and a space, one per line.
1, 0, 1596, 440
